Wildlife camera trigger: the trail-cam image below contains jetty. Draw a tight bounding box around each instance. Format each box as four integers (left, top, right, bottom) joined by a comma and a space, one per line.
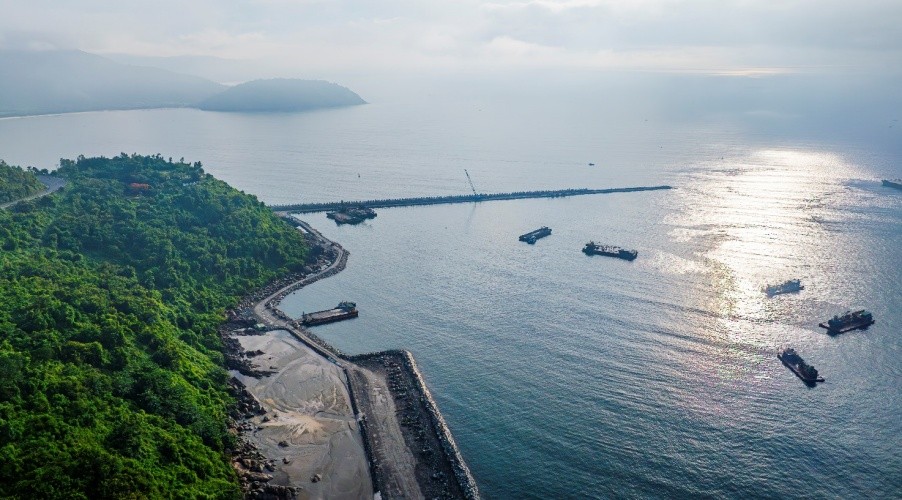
271, 185, 673, 213
240, 216, 480, 499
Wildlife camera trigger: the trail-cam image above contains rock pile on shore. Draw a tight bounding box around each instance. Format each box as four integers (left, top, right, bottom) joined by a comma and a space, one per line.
350, 351, 480, 499
226, 378, 298, 499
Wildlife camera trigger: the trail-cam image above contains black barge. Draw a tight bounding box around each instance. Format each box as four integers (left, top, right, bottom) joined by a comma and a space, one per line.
818, 309, 875, 334
327, 206, 377, 225
778, 348, 825, 385
301, 301, 359, 326
582, 241, 638, 261
519, 226, 552, 244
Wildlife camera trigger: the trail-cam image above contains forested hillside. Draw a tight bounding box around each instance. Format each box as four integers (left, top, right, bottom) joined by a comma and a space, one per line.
0, 154, 308, 498
0, 160, 45, 203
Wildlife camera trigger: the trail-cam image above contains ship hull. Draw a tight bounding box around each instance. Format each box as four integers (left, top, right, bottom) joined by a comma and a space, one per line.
765, 287, 804, 297
327, 212, 366, 225
818, 319, 875, 334
301, 309, 359, 326
778, 354, 825, 384
519, 227, 551, 244
583, 249, 637, 261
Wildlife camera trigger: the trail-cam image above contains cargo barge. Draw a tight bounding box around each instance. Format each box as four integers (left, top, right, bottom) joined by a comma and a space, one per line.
818, 309, 874, 334
778, 348, 825, 384
882, 179, 902, 190
582, 241, 638, 261
301, 301, 359, 326
762, 279, 804, 296
327, 206, 377, 225
519, 226, 551, 244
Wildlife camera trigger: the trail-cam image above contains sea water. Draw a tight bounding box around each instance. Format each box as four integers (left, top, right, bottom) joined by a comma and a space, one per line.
1, 79, 900, 498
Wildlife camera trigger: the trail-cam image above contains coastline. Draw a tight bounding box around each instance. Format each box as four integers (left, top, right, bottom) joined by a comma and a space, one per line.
226, 216, 480, 499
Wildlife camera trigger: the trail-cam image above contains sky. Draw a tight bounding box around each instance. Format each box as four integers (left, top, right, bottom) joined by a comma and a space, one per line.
1, 0, 901, 78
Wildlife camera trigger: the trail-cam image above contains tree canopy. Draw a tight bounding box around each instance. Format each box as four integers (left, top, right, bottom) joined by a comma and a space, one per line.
0, 160, 45, 204
0, 154, 309, 498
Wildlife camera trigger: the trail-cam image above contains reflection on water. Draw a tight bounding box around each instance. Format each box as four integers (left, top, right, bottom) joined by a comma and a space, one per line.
0, 106, 898, 497
279, 147, 900, 498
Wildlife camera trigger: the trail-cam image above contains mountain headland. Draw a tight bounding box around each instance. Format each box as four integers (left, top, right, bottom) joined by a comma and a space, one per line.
197, 79, 366, 113
0, 50, 365, 118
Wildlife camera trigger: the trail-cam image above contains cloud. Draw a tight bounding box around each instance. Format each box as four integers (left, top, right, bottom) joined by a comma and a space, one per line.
0, 0, 899, 76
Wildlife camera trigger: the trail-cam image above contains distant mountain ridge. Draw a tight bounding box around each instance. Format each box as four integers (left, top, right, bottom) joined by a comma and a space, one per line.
0, 50, 364, 117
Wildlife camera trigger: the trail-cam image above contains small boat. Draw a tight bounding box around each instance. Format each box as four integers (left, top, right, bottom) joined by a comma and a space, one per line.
519, 226, 552, 244
762, 279, 804, 296
819, 309, 874, 334
582, 241, 638, 261
588, 162, 596, 166
778, 348, 824, 384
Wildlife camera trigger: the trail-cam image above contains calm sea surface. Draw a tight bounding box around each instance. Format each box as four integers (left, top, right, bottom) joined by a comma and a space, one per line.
1, 91, 900, 498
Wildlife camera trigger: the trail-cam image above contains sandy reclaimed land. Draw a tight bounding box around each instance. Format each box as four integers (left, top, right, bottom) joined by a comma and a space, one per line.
232, 329, 373, 500
346, 364, 425, 499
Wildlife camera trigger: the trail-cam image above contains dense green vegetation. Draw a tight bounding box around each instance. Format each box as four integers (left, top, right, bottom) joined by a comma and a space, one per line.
0, 160, 45, 203
0, 154, 309, 498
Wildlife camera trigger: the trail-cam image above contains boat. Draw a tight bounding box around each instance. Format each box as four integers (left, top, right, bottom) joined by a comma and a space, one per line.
762, 279, 804, 296
819, 309, 874, 334
778, 348, 825, 384
582, 241, 638, 261
882, 179, 902, 190
588, 162, 595, 166
326, 205, 377, 225
519, 226, 552, 244
301, 301, 359, 326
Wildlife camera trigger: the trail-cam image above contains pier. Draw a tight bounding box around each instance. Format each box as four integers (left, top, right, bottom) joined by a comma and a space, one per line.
270, 185, 673, 213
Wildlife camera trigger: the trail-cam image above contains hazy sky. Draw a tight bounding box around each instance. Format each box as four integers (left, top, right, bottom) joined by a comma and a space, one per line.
1, 0, 900, 76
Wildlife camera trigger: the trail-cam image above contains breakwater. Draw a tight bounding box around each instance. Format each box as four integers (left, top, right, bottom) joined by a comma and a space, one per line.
348, 350, 481, 499
246, 215, 479, 498
270, 185, 673, 213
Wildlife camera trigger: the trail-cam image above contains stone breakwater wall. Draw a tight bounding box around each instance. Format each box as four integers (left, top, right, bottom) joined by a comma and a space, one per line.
348, 350, 481, 500
240, 217, 479, 498
270, 185, 674, 213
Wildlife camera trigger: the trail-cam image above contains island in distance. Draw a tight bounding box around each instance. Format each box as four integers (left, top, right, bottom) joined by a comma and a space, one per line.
0, 49, 364, 117
197, 78, 366, 113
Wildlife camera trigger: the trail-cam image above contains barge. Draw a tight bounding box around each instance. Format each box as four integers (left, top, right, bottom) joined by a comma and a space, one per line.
519, 226, 552, 244
582, 241, 638, 261
778, 348, 825, 384
301, 301, 359, 326
818, 309, 874, 334
762, 279, 804, 296
327, 206, 377, 225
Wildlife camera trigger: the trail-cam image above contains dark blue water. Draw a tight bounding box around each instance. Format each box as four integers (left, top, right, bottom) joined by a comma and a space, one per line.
1, 92, 900, 498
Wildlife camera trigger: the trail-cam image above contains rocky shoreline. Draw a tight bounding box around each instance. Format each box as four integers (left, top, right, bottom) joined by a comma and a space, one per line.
224, 216, 479, 499
221, 321, 296, 499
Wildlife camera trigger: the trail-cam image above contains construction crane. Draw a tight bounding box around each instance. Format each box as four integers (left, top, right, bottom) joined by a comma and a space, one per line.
464, 169, 480, 198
